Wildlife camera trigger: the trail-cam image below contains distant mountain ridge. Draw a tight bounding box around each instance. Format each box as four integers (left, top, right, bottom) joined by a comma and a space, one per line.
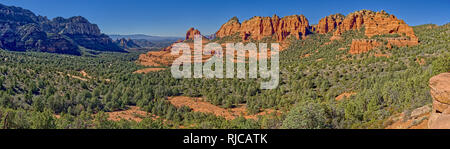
0, 3, 124, 55
109, 34, 182, 42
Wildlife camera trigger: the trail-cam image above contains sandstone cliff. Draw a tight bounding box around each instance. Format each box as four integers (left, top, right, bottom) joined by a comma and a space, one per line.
315, 10, 419, 54
316, 10, 417, 39
315, 14, 345, 34
216, 15, 310, 42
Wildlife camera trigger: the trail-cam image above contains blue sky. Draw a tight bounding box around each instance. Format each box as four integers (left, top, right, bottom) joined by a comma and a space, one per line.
1, 0, 449, 36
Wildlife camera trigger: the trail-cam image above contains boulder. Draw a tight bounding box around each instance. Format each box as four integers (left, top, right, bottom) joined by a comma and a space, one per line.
429, 73, 450, 104
429, 72, 450, 129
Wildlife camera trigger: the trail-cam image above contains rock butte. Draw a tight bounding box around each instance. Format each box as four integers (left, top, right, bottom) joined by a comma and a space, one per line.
138, 28, 212, 66
139, 10, 420, 66
428, 73, 450, 129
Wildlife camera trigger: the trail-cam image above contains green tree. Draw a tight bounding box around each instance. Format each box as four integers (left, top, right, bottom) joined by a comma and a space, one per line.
282, 102, 328, 129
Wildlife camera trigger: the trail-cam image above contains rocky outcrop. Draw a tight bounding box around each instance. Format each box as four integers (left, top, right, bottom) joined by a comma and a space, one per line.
429, 73, 450, 129
315, 10, 419, 54
215, 15, 310, 42
316, 14, 345, 34
0, 3, 123, 54
364, 12, 417, 39
385, 104, 431, 129
216, 17, 241, 38
139, 28, 211, 66
349, 39, 381, 54
186, 27, 202, 40
316, 10, 418, 40
386, 37, 419, 48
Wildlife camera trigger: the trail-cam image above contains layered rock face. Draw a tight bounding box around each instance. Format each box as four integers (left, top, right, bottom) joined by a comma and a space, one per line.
40, 16, 123, 52
315, 14, 345, 34
349, 39, 381, 54
0, 4, 123, 54
0, 4, 78, 54
216, 15, 310, 42
429, 73, 450, 129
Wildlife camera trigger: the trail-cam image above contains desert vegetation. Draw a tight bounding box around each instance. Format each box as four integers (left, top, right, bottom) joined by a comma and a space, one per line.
0, 22, 448, 129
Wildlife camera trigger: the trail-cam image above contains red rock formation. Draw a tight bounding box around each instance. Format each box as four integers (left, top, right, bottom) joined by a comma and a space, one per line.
316, 10, 418, 42
349, 39, 381, 54
316, 14, 344, 34
215, 14, 310, 42
216, 17, 241, 38
429, 73, 450, 129
386, 37, 419, 48
275, 15, 310, 41
186, 27, 202, 40
364, 12, 417, 39
139, 28, 211, 66
315, 10, 419, 54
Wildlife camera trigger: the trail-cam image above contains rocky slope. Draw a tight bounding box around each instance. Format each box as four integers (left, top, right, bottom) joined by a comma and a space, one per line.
115, 38, 141, 49
429, 72, 450, 129
0, 3, 123, 55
